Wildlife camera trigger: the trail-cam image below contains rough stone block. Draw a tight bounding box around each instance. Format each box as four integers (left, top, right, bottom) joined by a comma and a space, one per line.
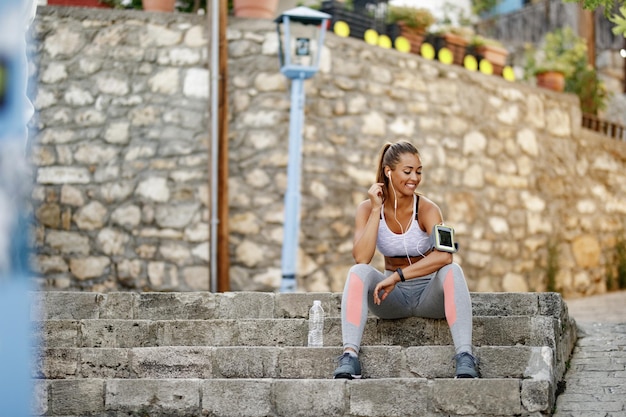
202, 379, 273, 417
106, 379, 200, 414
100, 292, 135, 319
34, 291, 103, 320
217, 292, 275, 319
80, 319, 155, 348
213, 346, 279, 378
135, 292, 216, 320
521, 379, 553, 413
275, 292, 341, 318
49, 379, 105, 415
359, 345, 407, 378
156, 319, 232, 346
349, 379, 429, 416
131, 346, 213, 379
275, 379, 347, 417
79, 348, 131, 378
471, 292, 540, 316
236, 319, 308, 347
36, 348, 79, 379
430, 378, 521, 415
37, 320, 80, 348
277, 347, 334, 379
405, 346, 456, 378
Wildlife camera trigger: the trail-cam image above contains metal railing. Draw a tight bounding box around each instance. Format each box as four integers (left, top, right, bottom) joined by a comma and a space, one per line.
582, 113, 626, 141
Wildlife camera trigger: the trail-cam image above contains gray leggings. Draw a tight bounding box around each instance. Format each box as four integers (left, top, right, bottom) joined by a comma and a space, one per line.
341, 262, 473, 355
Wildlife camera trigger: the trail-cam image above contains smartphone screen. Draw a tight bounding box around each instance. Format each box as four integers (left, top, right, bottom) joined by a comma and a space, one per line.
438, 228, 453, 248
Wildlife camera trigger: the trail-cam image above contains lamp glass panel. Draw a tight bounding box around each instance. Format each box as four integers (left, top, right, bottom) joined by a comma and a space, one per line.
289, 22, 319, 68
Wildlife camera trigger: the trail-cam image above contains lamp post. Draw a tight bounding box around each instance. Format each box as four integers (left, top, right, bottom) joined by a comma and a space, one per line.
275, 7, 330, 292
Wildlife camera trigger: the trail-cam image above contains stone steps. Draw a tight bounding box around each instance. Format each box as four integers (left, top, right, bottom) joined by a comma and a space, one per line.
32, 291, 577, 416
36, 345, 553, 380
34, 377, 547, 417
36, 316, 557, 348
32, 291, 567, 320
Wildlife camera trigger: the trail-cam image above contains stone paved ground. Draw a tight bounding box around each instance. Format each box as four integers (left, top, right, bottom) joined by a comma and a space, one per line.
554, 291, 626, 416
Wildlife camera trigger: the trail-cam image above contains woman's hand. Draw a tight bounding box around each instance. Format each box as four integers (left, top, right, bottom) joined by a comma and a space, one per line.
373, 274, 399, 305
367, 183, 384, 211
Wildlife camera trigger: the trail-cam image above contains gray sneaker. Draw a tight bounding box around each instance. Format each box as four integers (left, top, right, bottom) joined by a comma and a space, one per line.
333, 352, 362, 379
454, 352, 479, 378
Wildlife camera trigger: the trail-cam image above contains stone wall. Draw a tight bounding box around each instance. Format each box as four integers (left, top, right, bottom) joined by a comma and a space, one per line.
31, 7, 626, 298
31, 7, 211, 291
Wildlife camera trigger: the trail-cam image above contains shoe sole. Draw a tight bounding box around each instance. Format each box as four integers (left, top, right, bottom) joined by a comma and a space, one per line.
455, 374, 479, 379
333, 373, 362, 380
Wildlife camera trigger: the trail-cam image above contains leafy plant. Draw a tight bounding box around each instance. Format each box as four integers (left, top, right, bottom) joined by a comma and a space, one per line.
471, 0, 500, 15
469, 34, 504, 48
564, 0, 626, 38
608, 4, 626, 37
524, 28, 583, 78
387, 6, 435, 31
524, 27, 609, 115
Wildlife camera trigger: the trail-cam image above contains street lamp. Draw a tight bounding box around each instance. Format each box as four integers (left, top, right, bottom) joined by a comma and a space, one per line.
274, 7, 331, 292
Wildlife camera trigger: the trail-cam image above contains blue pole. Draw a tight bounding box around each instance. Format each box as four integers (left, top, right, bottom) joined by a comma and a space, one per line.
280, 74, 306, 292
0, 0, 36, 415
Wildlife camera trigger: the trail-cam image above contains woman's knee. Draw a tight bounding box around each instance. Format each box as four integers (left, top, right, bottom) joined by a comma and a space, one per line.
441, 262, 465, 278
345, 264, 379, 290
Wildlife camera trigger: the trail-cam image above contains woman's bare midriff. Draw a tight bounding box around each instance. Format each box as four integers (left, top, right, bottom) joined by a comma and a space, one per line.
384, 256, 424, 272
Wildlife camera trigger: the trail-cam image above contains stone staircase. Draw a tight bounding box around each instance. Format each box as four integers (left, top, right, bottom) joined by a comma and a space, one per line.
32, 291, 577, 416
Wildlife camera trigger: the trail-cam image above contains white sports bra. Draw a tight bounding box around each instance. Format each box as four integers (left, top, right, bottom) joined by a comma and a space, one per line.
377, 194, 431, 257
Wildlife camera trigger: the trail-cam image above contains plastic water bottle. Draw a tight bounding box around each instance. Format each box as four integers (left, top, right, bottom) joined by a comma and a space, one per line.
307, 300, 324, 347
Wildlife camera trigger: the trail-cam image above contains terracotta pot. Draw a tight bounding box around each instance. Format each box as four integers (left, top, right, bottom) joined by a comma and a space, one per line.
443, 32, 468, 66
47, 0, 111, 7
397, 22, 425, 55
142, 0, 176, 12
536, 71, 565, 92
233, 0, 279, 19
476, 45, 508, 76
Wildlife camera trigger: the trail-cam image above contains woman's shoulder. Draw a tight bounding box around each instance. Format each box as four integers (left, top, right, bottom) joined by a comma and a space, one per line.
417, 194, 440, 210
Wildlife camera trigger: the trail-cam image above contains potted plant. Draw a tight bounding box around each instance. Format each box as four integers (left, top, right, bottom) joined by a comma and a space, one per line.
468, 35, 508, 75
524, 28, 580, 92
386, 6, 435, 54
425, 25, 471, 66
233, 0, 279, 19
524, 27, 608, 113
320, 0, 380, 41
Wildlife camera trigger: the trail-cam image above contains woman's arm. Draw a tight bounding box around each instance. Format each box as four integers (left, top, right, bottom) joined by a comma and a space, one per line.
373, 197, 453, 305
352, 183, 384, 264
402, 198, 453, 278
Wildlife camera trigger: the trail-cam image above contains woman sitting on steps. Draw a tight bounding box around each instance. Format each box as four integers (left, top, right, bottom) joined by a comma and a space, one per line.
333, 140, 479, 379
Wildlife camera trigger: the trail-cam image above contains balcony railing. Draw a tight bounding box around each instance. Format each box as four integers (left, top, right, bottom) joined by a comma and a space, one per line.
583, 113, 626, 141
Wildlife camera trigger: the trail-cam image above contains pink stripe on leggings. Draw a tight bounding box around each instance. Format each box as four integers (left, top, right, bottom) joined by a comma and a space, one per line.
346, 273, 364, 327
443, 268, 457, 327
